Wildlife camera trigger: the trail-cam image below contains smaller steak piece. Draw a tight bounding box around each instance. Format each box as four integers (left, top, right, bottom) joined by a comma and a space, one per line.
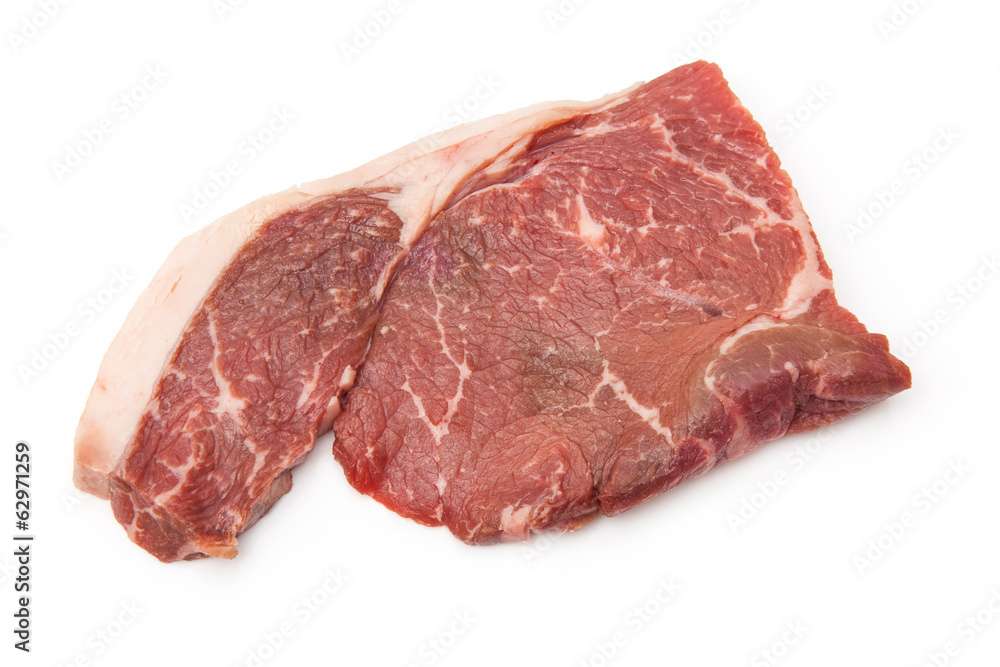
109, 191, 404, 561
333, 62, 911, 544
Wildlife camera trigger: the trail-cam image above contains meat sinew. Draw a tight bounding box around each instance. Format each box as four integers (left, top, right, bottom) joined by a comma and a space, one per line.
75, 61, 910, 561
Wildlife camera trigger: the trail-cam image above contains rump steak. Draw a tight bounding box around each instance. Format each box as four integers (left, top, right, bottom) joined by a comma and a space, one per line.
331, 62, 911, 543
75, 61, 910, 561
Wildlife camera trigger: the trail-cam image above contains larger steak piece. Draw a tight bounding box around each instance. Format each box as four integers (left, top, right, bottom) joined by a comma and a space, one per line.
332, 62, 911, 543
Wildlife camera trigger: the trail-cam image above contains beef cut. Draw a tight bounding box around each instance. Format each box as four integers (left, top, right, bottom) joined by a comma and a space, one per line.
331, 62, 911, 543
75, 61, 910, 561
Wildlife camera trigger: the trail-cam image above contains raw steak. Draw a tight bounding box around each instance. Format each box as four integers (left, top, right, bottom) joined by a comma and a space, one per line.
74, 98, 622, 561
75, 61, 910, 561
332, 62, 911, 543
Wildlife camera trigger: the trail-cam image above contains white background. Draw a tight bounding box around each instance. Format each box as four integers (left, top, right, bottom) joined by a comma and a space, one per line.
2, 1, 999, 665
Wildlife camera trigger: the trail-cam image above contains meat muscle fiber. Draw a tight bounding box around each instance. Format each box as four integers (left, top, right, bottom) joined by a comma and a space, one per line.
75, 62, 910, 561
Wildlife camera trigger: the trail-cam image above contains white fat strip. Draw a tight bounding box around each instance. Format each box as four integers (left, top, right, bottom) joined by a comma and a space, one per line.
547, 461, 566, 498
242, 438, 268, 488
576, 194, 606, 248
206, 313, 249, 421
776, 204, 833, 319
295, 359, 325, 411
398, 344, 471, 449
151, 455, 200, 506
500, 504, 532, 535
123, 510, 141, 544
577, 119, 625, 139
339, 364, 357, 390
718, 315, 788, 355
597, 362, 674, 444
496, 459, 570, 534
427, 271, 473, 445
401, 379, 436, 440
